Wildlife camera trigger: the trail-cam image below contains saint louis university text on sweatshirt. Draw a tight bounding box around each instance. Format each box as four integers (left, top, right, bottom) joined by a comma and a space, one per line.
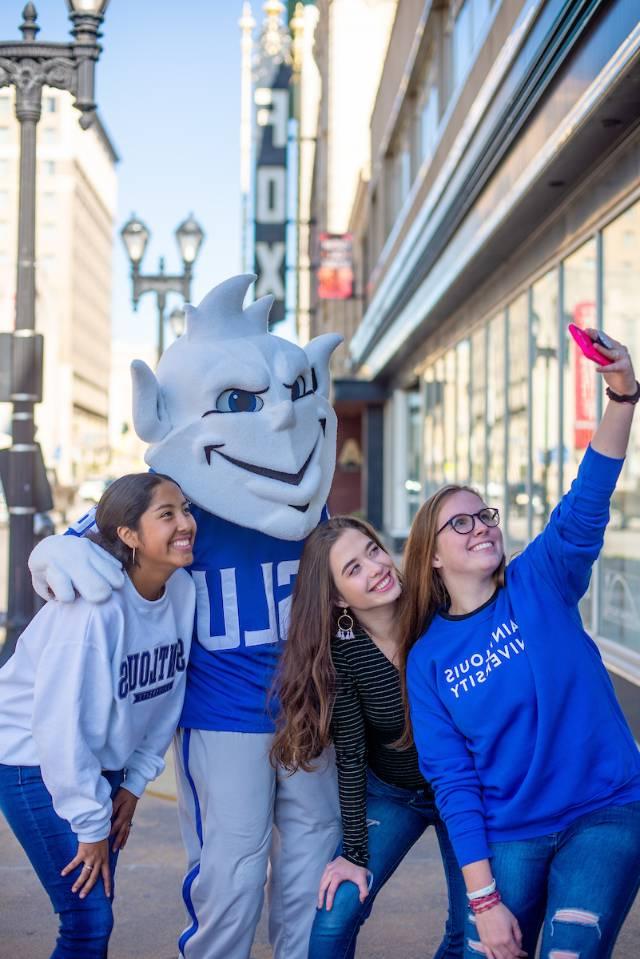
69, 504, 326, 733
0, 570, 195, 843
407, 446, 640, 868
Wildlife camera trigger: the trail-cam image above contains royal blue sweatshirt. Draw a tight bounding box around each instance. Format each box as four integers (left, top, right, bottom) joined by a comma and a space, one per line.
407, 446, 640, 868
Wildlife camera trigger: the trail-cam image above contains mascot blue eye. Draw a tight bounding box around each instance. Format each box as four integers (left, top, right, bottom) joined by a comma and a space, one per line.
291, 375, 312, 402
215, 389, 264, 413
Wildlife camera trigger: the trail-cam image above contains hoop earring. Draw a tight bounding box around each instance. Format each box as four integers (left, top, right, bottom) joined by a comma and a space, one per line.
336, 608, 355, 640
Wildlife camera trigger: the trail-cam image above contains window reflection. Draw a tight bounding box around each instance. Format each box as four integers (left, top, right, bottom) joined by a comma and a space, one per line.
507, 294, 529, 554
470, 326, 486, 496
600, 201, 640, 654
456, 340, 471, 482
531, 270, 559, 535
487, 313, 505, 504
444, 349, 456, 483
563, 239, 597, 628
423, 366, 442, 496
406, 390, 422, 523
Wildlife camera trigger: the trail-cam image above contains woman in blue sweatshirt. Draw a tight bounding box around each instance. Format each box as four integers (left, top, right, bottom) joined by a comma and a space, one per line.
402, 330, 640, 959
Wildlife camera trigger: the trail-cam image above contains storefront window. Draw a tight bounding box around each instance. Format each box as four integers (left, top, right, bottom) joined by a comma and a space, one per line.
531, 269, 560, 535
423, 365, 443, 495
470, 326, 487, 495
487, 313, 506, 504
599, 201, 640, 655
563, 238, 597, 628
506, 294, 529, 554
456, 339, 471, 482
406, 390, 422, 522
444, 349, 457, 483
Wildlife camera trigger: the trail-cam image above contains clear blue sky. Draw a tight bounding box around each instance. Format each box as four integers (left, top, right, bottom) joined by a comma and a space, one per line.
0, 0, 244, 348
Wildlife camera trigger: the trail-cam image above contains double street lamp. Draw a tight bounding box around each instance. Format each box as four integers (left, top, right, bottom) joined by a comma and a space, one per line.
0, 1, 110, 661
121, 214, 205, 363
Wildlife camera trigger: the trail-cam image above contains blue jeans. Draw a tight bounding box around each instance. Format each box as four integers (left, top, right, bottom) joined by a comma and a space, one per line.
465, 801, 640, 958
308, 769, 466, 959
0, 764, 124, 959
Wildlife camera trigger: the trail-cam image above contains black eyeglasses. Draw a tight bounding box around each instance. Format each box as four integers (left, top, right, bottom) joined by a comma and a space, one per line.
437, 507, 500, 536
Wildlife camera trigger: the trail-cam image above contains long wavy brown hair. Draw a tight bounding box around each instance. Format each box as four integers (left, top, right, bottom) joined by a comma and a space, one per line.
396, 484, 506, 747
270, 515, 397, 772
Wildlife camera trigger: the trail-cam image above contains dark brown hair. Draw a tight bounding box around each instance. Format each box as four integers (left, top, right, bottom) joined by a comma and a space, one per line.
270, 515, 395, 772
396, 484, 505, 747
88, 472, 180, 570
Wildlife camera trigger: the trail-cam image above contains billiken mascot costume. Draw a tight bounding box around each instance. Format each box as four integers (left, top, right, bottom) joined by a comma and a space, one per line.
29, 274, 343, 959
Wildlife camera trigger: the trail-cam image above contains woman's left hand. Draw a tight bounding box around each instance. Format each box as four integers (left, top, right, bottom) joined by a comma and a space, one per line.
110, 787, 138, 852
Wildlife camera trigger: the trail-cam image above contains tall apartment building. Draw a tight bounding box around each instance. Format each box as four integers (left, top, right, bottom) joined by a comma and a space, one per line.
311, 0, 640, 725
0, 86, 118, 487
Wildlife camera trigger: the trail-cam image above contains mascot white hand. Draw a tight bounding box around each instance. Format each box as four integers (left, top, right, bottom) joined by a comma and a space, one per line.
29, 534, 124, 603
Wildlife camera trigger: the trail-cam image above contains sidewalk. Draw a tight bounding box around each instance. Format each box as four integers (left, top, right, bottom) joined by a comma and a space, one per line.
1, 754, 639, 958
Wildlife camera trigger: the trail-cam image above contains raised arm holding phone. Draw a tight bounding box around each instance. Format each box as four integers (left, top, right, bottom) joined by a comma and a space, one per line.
400, 329, 640, 959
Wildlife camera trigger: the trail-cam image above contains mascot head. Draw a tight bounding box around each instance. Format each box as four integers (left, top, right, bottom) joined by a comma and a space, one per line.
131, 274, 342, 540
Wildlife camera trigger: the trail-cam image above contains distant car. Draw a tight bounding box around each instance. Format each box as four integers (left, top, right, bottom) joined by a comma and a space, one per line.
77, 477, 113, 504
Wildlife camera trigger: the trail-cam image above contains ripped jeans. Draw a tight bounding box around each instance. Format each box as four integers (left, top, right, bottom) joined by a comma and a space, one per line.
466, 801, 640, 959
308, 769, 466, 959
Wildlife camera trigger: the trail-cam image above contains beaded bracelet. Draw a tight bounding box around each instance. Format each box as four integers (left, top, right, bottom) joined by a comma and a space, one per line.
469, 890, 502, 914
467, 879, 496, 901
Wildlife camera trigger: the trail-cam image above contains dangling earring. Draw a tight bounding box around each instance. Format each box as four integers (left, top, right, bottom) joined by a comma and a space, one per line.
336, 607, 355, 640
131, 546, 136, 567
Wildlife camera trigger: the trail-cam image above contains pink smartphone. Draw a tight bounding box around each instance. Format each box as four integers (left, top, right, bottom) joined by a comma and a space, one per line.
568, 324, 613, 366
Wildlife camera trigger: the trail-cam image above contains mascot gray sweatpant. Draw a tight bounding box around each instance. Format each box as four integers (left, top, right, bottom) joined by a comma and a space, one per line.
174, 730, 340, 959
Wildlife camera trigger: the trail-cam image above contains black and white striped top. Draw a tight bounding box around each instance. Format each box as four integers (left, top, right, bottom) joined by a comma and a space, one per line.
331, 630, 432, 866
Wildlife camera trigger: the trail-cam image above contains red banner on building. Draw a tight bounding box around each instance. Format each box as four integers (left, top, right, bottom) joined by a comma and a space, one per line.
317, 233, 353, 300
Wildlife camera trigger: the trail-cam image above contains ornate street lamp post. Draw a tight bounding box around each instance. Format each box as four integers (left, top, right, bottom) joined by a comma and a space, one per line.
0, 1, 110, 662
121, 214, 205, 363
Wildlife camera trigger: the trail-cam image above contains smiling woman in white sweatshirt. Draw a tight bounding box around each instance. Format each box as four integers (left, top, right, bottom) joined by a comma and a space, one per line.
0, 472, 196, 959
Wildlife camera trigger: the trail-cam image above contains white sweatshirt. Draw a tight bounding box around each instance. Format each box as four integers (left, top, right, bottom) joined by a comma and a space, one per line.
0, 570, 195, 842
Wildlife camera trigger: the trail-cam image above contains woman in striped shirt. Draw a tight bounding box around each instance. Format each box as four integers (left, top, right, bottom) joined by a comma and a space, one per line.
271, 516, 465, 959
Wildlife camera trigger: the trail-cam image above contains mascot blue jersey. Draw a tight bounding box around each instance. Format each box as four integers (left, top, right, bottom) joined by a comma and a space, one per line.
181, 505, 326, 733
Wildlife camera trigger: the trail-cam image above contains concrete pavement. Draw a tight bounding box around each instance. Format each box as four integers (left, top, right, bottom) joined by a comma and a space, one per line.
1, 753, 639, 958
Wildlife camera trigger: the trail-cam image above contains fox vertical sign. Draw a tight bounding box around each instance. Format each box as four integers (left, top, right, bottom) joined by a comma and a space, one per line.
254, 63, 290, 328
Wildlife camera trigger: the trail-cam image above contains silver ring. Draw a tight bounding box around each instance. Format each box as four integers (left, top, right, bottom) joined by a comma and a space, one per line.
83, 864, 93, 872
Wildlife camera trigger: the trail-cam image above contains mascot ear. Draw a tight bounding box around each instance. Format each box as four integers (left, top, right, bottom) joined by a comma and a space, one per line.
131, 359, 171, 443
305, 333, 343, 398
